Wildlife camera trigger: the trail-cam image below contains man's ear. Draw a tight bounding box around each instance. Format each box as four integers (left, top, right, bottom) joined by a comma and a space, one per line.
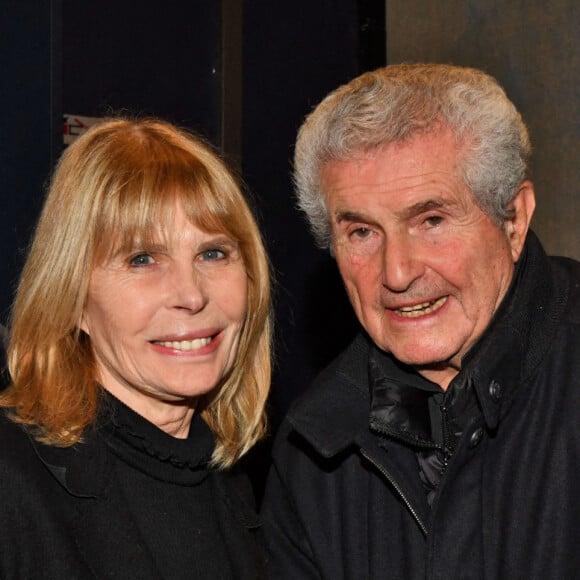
504, 180, 536, 262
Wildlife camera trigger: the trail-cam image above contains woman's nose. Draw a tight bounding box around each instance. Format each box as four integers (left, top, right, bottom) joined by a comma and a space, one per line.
166, 263, 208, 313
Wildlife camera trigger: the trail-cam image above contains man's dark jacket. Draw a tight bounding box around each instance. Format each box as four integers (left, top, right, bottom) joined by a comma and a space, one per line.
261, 233, 580, 579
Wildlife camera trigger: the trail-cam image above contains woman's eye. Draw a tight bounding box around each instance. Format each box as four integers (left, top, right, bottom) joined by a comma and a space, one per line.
130, 253, 154, 266
201, 249, 226, 261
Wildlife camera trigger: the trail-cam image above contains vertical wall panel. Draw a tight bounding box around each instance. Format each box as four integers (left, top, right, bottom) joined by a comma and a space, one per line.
243, 1, 381, 420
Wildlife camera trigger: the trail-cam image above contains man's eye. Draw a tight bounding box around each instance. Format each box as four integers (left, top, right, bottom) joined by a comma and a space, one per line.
130, 253, 154, 266
202, 249, 226, 261
424, 216, 444, 228
351, 227, 372, 239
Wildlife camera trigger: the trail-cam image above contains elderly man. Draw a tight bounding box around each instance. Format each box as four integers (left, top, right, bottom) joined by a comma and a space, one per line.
261, 64, 580, 579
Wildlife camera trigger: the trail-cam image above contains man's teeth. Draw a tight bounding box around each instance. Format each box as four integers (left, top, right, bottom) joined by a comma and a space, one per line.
156, 337, 212, 351
396, 296, 447, 318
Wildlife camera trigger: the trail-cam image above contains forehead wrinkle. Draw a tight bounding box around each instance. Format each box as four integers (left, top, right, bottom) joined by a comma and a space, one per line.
332, 185, 463, 227
325, 158, 460, 193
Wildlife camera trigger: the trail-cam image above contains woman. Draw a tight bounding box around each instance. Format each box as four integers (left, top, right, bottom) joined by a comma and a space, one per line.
0, 118, 271, 579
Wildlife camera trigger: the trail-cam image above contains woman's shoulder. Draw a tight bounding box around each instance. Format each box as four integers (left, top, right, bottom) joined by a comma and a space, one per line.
0, 410, 115, 530
0, 409, 34, 452
0, 411, 45, 475
0, 410, 113, 498
0, 411, 49, 513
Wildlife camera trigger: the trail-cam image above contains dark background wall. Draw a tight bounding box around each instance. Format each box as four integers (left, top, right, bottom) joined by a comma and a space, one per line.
0, 1, 61, 325
0, 0, 379, 421
1, 1, 577, 432
0, 0, 223, 325
243, 1, 369, 421
62, 2, 221, 140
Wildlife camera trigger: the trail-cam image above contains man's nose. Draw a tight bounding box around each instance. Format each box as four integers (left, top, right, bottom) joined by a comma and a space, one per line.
381, 234, 424, 292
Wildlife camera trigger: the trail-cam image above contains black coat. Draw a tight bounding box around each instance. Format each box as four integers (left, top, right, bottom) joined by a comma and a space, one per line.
0, 410, 266, 579
261, 233, 580, 579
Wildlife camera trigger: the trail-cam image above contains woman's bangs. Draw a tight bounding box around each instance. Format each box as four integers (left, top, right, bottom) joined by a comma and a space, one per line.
181, 181, 237, 237
91, 157, 239, 263
91, 183, 163, 264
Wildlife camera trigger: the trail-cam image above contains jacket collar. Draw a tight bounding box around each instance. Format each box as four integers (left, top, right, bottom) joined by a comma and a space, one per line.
288, 231, 568, 455
287, 333, 372, 457
30, 425, 112, 498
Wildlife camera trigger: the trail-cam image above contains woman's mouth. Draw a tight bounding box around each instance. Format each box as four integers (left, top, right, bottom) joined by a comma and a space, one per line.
153, 337, 213, 351
394, 296, 448, 318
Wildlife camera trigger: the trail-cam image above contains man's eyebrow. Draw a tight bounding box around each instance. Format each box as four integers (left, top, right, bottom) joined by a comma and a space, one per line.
335, 210, 384, 228
335, 198, 454, 225
396, 197, 464, 221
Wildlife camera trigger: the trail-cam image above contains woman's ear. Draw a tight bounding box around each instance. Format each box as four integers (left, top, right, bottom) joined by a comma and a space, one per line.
79, 311, 90, 336
505, 180, 536, 262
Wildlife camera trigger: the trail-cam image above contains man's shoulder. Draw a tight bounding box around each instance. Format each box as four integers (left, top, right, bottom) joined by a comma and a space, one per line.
290, 333, 369, 413
276, 334, 371, 459
549, 254, 580, 323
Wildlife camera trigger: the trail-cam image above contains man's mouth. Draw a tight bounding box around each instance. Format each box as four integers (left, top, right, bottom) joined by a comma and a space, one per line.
153, 337, 212, 351
394, 296, 448, 318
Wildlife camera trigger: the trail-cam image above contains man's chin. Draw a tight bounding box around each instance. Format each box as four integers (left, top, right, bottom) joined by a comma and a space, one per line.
388, 348, 462, 385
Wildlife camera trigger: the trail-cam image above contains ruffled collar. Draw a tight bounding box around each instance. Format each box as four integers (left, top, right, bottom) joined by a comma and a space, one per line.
98, 393, 215, 486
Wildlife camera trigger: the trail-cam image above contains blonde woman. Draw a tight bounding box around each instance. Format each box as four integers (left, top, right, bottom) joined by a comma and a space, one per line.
0, 118, 271, 579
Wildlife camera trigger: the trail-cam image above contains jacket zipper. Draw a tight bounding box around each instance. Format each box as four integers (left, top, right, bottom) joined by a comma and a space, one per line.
359, 448, 428, 536
439, 403, 455, 472
369, 421, 441, 450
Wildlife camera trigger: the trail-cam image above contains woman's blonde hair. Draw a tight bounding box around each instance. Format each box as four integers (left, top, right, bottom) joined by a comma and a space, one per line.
1, 117, 272, 468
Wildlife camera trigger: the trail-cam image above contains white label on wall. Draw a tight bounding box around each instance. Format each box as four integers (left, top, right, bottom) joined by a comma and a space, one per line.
63, 114, 101, 145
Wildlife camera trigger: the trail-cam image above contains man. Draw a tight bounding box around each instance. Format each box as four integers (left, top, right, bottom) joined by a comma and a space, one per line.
261, 64, 580, 578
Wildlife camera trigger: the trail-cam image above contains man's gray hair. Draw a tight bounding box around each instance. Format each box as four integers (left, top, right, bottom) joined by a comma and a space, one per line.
294, 63, 531, 249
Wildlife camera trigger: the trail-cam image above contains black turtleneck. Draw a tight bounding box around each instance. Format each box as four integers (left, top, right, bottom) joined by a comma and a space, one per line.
98, 394, 234, 580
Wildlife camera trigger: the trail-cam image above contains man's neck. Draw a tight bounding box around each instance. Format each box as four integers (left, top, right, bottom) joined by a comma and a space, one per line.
416, 363, 460, 391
